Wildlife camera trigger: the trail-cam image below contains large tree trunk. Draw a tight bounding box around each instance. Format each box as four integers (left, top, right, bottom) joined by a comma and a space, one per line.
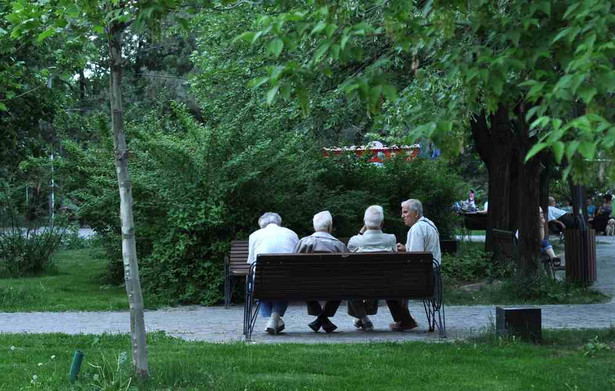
472, 107, 513, 252
472, 106, 541, 272
108, 21, 149, 378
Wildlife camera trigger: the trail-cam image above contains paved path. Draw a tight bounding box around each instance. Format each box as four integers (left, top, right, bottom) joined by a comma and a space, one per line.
1, 237, 614, 344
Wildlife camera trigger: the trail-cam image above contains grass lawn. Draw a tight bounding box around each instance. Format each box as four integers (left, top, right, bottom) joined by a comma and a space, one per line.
0, 247, 127, 312
2, 329, 614, 390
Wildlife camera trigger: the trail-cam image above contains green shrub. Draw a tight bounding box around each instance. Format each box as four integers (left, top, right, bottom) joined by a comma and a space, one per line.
0, 227, 65, 277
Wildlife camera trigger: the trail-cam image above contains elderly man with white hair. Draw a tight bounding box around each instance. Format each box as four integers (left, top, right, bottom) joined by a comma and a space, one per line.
389, 198, 441, 331
248, 212, 299, 335
346, 205, 397, 331
294, 211, 348, 333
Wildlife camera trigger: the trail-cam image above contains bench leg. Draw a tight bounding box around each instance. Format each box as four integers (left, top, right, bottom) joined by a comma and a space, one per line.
225, 275, 238, 309
224, 273, 231, 309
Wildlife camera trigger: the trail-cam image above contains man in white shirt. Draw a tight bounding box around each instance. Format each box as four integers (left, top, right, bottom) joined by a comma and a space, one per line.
547, 197, 577, 234
247, 212, 298, 334
390, 199, 441, 331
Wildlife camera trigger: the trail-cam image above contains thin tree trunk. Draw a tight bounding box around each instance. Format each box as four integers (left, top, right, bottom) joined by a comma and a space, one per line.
108, 20, 149, 378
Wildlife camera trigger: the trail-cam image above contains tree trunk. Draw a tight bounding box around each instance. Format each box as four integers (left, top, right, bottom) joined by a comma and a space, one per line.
108, 21, 149, 378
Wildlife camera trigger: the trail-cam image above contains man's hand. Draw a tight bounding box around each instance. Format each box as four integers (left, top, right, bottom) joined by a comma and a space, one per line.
396, 243, 406, 252
558, 221, 566, 230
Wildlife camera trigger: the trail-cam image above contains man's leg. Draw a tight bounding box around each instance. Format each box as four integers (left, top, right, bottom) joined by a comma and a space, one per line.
322, 301, 341, 317
306, 301, 323, 316
348, 300, 374, 331
386, 300, 418, 331
266, 301, 288, 335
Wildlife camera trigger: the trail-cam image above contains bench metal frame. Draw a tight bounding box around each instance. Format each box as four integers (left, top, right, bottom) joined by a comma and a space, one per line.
243, 253, 445, 341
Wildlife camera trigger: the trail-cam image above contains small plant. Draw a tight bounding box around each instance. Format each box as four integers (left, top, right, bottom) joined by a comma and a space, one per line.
583, 336, 612, 357
80, 351, 134, 391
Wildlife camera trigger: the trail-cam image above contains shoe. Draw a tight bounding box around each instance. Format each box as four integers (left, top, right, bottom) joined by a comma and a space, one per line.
389, 319, 418, 331
353, 318, 363, 329
321, 317, 337, 333
266, 317, 277, 335
266, 317, 285, 334
360, 316, 374, 331
552, 257, 562, 267
554, 264, 566, 271
308, 318, 322, 333
276, 318, 285, 334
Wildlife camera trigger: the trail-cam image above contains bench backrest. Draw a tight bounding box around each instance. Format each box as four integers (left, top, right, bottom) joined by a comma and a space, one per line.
491, 229, 518, 263
252, 252, 434, 301
228, 240, 250, 276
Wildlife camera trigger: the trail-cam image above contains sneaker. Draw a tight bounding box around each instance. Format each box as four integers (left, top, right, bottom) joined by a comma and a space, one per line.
276, 318, 285, 334
353, 318, 363, 329
360, 316, 374, 331
266, 317, 277, 334
552, 257, 562, 267
389, 320, 418, 331
265, 317, 285, 334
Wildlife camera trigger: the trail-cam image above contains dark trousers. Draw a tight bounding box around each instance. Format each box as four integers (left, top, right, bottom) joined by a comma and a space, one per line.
306, 301, 341, 317
347, 300, 379, 318
386, 300, 415, 323
549, 214, 578, 234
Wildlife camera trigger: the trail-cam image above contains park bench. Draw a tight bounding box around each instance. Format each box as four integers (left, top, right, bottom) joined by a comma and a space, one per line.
243, 252, 445, 341
491, 229, 555, 278
225, 238, 455, 308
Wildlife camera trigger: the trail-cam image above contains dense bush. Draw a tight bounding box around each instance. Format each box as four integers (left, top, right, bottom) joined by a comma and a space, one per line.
0, 226, 64, 277
60, 103, 465, 305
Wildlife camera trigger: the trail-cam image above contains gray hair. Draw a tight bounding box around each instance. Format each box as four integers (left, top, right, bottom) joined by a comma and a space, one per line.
258, 212, 282, 228
401, 199, 423, 217
313, 211, 333, 232
364, 205, 384, 229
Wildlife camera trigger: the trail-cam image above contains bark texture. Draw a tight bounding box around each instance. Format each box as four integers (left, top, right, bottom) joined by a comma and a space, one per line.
108, 21, 149, 378
471, 106, 542, 271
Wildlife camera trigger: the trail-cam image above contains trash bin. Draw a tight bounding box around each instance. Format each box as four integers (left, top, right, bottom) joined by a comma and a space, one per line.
564, 229, 596, 286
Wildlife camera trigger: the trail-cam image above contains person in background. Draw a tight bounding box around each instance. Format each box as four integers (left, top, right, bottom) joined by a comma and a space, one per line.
547, 196, 578, 234
539, 207, 563, 269
247, 212, 298, 335
590, 194, 613, 234
586, 198, 596, 219
346, 205, 397, 331
392, 199, 442, 331
294, 211, 348, 333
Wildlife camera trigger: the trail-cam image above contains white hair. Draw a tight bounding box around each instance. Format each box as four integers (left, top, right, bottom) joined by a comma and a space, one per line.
364, 205, 384, 229
258, 212, 282, 228
401, 199, 423, 217
313, 211, 333, 232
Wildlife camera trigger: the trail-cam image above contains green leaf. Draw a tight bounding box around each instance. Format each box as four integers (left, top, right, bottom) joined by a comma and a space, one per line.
0, 102, 7, 111
268, 38, 284, 58
563, 3, 581, 20
578, 86, 597, 104
552, 28, 570, 44
382, 84, 398, 101
36, 28, 55, 43
552, 141, 565, 163
311, 21, 327, 35
578, 141, 596, 159
525, 142, 548, 162
296, 87, 309, 117
280, 83, 292, 100
266, 85, 279, 105
93, 25, 105, 34
565, 141, 580, 160
313, 41, 331, 64
249, 77, 269, 89
66, 4, 80, 18
234, 31, 255, 43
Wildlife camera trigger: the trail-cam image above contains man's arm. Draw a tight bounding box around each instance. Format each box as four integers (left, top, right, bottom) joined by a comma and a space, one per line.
247, 234, 256, 264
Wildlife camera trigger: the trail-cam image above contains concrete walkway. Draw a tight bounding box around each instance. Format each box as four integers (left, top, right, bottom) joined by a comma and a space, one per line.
1, 237, 614, 344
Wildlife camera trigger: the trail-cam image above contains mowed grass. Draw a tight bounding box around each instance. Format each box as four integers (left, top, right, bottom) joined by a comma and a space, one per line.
0, 247, 127, 312
2, 330, 615, 390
